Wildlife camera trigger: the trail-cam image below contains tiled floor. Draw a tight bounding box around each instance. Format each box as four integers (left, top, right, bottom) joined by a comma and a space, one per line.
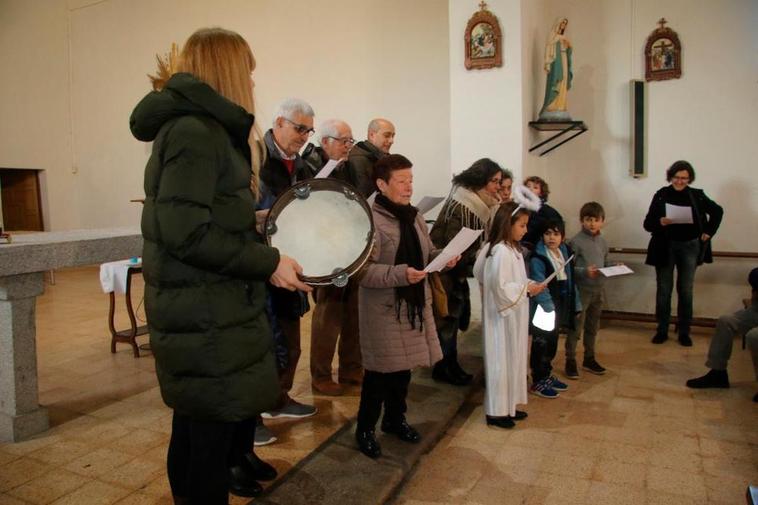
394, 320, 758, 505
0, 267, 359, 504
1, 267, 756, 504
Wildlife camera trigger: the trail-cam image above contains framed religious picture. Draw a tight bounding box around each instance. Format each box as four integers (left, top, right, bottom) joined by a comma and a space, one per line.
645, 18, 682, 81
465, 1, 503, 70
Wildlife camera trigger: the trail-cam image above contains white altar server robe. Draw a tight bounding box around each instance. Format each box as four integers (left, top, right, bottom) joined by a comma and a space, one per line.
473, 243, 530, 417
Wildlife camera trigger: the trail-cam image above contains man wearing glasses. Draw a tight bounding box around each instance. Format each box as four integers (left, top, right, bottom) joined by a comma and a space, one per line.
257, 98, 318, 445
346, 118, 396, 197
300, 120, 365, 397
302, 119, 355, 179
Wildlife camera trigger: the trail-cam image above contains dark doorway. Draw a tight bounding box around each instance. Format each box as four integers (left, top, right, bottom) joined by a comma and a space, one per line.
0, 169, 44, 231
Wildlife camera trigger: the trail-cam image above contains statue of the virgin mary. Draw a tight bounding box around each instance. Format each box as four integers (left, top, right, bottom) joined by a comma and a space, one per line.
538, 18, 573, 121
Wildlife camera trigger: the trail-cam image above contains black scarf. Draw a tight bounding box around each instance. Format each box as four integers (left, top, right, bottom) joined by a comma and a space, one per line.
376, 193, 425, 330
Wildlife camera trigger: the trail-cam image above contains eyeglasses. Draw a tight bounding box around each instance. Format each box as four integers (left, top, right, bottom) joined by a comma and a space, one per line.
326, 136, 355, 146
283, 118, 315, 137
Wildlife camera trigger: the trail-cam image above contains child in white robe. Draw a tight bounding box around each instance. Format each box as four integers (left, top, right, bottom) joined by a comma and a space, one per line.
474, 202, 546, 429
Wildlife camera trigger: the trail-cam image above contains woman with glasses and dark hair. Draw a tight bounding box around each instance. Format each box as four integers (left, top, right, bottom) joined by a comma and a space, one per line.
644, 160, 723, 347
430, 158, 504, 385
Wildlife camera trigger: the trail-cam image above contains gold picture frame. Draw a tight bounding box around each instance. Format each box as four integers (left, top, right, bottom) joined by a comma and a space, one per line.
645, 18, 682, 82
465, 1, 503, 70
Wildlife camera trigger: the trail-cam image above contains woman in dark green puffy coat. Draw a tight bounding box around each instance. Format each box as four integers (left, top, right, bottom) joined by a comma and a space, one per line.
130, 28, 310, 504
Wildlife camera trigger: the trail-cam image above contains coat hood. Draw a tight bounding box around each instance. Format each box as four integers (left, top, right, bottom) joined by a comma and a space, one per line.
130, 72, 254, 144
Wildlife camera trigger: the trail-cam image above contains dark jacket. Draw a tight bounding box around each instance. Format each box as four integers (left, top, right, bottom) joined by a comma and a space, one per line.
345, 140, 385, 197
260, 129, 311, 320
130, 72, 280, 421
429, 197, 488, 332
643, 186, 723, 266
260, 129, 313, 202
522, 201, 564, 250
301, 143, 350, 183
528, 241, 581, 331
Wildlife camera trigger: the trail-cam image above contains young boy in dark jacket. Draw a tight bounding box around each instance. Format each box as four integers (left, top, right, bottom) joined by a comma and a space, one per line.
528, 219, 581, 398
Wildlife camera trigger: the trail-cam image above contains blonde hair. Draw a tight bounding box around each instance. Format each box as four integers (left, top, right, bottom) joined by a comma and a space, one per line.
153, 28, 264, 196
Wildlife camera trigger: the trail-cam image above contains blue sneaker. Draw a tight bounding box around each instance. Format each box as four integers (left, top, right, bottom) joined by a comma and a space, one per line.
547, 375, 568, 391
530, 379, 559, 398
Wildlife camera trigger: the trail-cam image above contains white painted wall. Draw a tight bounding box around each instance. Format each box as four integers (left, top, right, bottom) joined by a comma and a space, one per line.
0, 0, 451, 230
520, 0, 758, 317
449, 0, 524, 181
2, 0, 756, 317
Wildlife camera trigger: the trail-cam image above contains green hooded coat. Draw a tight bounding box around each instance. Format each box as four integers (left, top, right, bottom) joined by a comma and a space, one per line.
130, 72, 280, 421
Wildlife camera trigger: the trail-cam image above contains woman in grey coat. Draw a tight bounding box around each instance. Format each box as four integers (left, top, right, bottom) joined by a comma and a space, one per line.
355, 154, 458, 459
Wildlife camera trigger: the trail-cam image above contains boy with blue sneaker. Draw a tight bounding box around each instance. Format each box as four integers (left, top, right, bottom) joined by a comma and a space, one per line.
529, 219, 581, 398
566, 202, 611, 378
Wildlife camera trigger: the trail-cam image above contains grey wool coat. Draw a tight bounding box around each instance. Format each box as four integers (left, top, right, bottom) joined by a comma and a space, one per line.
358, 203, 443, 373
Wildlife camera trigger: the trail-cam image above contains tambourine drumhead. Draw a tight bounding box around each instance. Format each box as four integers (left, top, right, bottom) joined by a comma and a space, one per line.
264, 179, 374, 286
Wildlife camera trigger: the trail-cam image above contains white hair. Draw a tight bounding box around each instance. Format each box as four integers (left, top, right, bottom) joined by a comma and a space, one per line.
317, 119, 347, 147
272, 98, 315, 127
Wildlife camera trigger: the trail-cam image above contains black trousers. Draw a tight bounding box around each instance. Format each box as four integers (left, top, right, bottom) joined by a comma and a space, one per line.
357, 369, 412, 432
167, 412, 254, 504
530, 326, 559, 383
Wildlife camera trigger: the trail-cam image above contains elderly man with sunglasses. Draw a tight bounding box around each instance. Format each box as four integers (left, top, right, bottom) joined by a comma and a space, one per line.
299, 120, 365, 396
256, 98, 318, 445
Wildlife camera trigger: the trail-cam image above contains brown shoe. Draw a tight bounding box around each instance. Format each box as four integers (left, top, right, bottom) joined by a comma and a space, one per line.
338, 371, 364, 385
312, 380, 344, 396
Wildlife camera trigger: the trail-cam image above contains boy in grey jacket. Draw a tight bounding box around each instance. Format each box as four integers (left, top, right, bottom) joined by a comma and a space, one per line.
566, 202, 612, 378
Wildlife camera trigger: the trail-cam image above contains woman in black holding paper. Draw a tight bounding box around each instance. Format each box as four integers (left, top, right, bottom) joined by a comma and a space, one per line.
644, 160, 723, 347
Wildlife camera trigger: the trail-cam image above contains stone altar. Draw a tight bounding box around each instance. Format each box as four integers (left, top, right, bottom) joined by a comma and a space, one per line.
0, 227, 142, 441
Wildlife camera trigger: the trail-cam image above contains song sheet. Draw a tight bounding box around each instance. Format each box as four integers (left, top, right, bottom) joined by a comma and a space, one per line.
599, 265, 634, 277
415, 196, 445, 215
423, 227, 483, 273
314, 159, 341, 179
665, 203, 694, 224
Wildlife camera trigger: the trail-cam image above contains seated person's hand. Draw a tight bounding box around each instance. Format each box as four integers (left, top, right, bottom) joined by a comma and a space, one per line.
270, 255, 313, 293
406, 267, 427, 285
700, 233, 711, 241
660, 217, 673, 226
587, 265, 599, 278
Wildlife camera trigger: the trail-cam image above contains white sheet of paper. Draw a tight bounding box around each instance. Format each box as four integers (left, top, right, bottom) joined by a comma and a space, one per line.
665, 203, 694, 224
532, 305, 556, 331
423, 227, 483, 273
415, 196, 444, 215
599, 265, 634, 277
536, 254, 575, 285
366, 191, 377, 206
314, 159, 341, 179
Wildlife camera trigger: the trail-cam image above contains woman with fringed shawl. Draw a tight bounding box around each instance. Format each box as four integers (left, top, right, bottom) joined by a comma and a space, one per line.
429, 158, 506, 385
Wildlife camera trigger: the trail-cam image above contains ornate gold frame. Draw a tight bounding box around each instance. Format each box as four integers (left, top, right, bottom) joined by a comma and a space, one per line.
645, 18, 682, 82
464, 2, 503, 70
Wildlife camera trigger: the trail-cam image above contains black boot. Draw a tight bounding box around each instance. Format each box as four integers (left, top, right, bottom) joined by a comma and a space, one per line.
651, 332, 668, 344
678, 334, 693, 347
486, 415, 515, 429
432, 359, 469, 386
381, 417, 421, 443
228, 465, 263, 497
243, 451, 277, 481
355, 430, 381, 458
449, 359, 473, 383
686, 369, 729, 389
